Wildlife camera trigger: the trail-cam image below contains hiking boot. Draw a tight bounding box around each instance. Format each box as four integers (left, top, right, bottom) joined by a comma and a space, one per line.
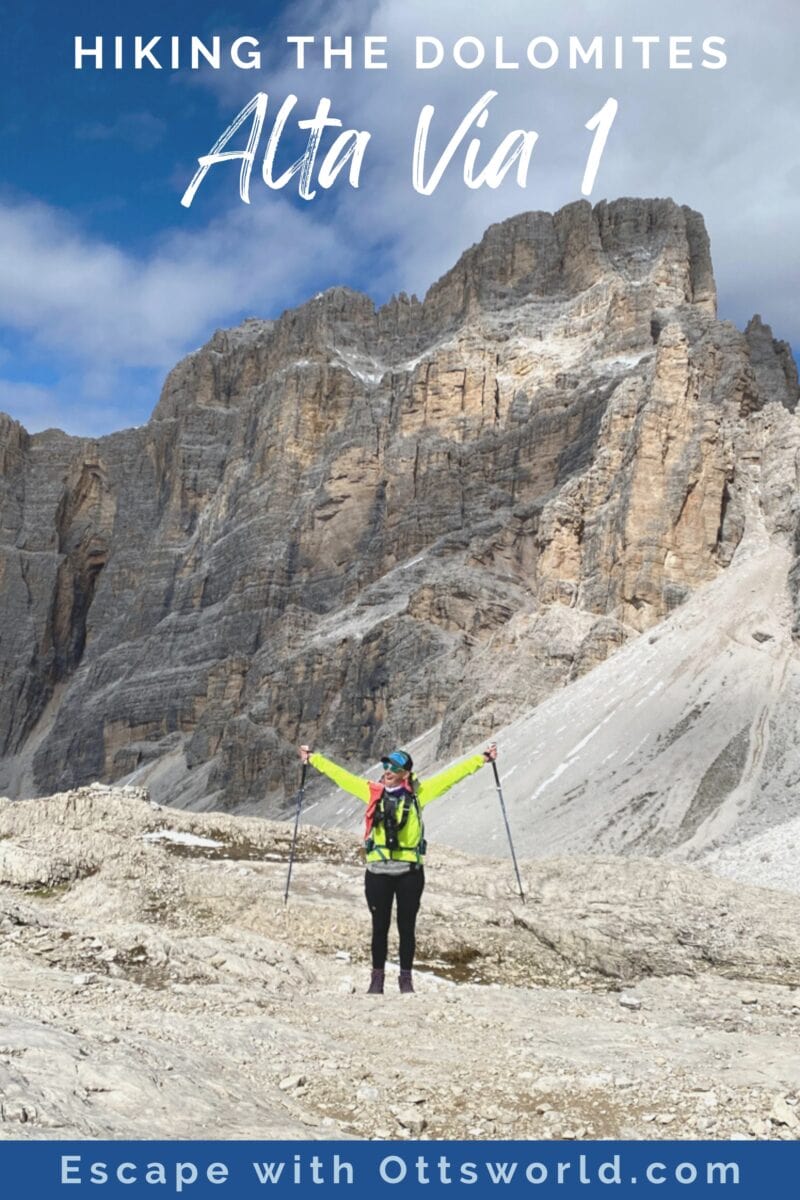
398, 969, 414, 994
367, 969, 385, 995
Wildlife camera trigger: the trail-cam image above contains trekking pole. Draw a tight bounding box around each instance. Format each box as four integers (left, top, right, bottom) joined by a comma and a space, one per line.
283, 762, 308, 906
491, 759, 525, 903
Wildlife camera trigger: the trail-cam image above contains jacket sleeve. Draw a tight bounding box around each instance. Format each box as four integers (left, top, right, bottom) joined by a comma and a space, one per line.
308, 752, 371, 803
416, 753, 486, 808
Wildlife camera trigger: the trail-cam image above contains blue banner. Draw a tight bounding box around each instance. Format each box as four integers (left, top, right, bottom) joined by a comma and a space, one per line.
0, 1140, 797, 1198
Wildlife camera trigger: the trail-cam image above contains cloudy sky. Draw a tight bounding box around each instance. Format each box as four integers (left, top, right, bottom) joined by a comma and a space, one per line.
2, 0, 798, 435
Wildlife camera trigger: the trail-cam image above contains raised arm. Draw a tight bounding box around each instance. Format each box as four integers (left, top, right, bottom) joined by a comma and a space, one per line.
300, 745, 371, 803
417, 743, 497, 808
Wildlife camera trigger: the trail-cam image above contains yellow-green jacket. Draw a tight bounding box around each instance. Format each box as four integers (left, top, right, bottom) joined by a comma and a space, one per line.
308, 751, 486, 864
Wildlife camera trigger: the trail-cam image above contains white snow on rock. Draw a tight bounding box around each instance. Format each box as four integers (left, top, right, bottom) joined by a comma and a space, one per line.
140, 830, 224, 848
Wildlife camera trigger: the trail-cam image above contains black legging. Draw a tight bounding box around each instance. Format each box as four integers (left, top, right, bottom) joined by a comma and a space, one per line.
364, 868, 426, 970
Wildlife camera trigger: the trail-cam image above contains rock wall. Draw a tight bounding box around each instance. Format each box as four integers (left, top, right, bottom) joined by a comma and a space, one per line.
0, 198, 797, 808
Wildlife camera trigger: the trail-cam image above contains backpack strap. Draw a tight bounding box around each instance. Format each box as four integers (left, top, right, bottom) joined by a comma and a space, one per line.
363, 780, 427, 861
364, 781, 385, 841
407, 783, 425, 863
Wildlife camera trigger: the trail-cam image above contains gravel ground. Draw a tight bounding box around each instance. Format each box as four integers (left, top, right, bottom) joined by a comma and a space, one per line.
1, 786, 799, 1141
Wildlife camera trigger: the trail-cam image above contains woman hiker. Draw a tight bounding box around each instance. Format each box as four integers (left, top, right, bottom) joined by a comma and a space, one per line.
298, 741, 498, 994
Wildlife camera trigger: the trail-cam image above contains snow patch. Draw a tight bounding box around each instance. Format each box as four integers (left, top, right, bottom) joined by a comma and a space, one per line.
597, 352, 653, 371
334, 347, 386, 385
140, 830, 224, 848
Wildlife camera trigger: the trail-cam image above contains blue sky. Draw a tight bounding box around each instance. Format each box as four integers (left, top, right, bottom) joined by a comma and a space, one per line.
1, 0, 798, 435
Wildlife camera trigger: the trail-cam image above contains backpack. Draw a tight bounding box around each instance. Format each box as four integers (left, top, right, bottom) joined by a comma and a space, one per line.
364, 781, 427, 860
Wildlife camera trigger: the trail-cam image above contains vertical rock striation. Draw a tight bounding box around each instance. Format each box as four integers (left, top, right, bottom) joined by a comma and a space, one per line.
0, 198, 797, 809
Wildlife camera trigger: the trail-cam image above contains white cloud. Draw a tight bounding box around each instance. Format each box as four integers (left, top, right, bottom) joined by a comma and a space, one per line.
0, 381, 64, 432
0, 189, 348, 433
0, 194, 344, 370
0, 0, 797, 437
0, 371, 167, 436
186, 0, 799, 340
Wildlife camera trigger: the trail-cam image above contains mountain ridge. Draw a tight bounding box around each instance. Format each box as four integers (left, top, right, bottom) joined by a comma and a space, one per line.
0, 197, 797, 829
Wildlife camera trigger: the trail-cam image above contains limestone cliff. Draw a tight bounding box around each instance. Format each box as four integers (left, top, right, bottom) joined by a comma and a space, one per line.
0, 198, 797, 810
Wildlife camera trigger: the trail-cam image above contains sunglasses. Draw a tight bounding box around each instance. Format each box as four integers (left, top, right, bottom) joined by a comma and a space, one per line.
381, 754, 412, 772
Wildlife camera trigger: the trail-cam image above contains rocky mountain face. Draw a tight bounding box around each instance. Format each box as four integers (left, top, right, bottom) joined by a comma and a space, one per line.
0, 198, 797, 816
365, 538, 800, 868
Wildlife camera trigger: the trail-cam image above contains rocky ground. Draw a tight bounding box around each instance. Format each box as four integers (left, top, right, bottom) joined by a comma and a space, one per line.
2, 785, 799, 1141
